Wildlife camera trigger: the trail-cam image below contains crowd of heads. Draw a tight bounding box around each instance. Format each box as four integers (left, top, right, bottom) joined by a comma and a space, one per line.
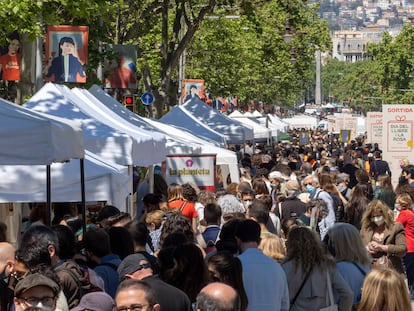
1, 128, 414, 311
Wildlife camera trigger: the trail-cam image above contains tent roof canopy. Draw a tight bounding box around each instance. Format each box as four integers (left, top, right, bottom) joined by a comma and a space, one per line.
0, 96, 84, 165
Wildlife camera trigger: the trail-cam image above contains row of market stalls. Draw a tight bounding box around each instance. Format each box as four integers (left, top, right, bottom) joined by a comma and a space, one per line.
0, 84, 271, 215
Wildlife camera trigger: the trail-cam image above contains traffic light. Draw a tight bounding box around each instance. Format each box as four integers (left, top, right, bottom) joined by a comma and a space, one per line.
124, 95, 134, 112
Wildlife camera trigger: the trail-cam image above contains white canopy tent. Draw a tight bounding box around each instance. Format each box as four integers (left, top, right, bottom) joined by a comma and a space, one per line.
162, 97, 254, 145
0, 96, 85, 227
228, 112, 271, 142
24, 83, 135, 166
83, 85, 203, 155
0, 97, 84, 165
56, 84, 167, 166
0, 150, 130, 208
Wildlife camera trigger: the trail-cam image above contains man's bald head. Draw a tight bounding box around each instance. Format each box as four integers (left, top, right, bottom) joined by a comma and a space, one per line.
0, 242, 15, 276
0, 242, 14, 261
196, 282, 240, 311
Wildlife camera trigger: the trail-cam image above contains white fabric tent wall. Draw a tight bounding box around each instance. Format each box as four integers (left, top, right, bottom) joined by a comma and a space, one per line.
24, 83, 135, 166
0, 150, 130, 209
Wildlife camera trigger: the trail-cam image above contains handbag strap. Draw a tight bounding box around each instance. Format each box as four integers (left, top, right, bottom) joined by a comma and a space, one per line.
351, 262, 366, 276
326, 269, 335, 306
290, 268, 312, 307
179, 201, 187, 212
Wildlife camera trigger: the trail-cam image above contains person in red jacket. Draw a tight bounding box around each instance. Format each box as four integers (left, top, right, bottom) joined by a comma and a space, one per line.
395, 193, 414, 297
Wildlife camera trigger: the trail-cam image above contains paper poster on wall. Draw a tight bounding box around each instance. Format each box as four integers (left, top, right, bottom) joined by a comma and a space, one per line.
166, 154, 216, 192
45, 25, 88, 83
382, 105, 414, 186
366, 112, 383, 148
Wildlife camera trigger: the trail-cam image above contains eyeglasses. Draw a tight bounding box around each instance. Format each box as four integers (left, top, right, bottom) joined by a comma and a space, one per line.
19, 296, 56, 307
10, 270, 28, 282
116, 304, 150, 311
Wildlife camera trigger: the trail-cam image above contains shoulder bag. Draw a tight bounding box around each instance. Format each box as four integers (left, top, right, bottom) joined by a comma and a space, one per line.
290, 268, 312, 309
320, 269, 338, 311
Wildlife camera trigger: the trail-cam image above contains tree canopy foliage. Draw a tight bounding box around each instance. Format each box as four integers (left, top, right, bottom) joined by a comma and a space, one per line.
322, 25, 414, 113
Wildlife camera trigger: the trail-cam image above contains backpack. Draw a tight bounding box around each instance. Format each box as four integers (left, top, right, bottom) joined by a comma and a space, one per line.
55, 261, 102, 308
329, 193, 345, 223
196, 230, 220, 254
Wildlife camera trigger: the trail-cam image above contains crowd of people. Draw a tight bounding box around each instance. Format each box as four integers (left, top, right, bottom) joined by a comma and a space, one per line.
1, 129, 414, 311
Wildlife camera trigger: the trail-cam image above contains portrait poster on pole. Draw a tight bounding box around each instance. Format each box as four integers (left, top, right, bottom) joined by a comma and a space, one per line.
382, 105, 414, 186
182, 79, 205, 102
366, 112, 383, 149
165, 154, 216, 192
104, 44, 137, 89
45, 26, 88, 83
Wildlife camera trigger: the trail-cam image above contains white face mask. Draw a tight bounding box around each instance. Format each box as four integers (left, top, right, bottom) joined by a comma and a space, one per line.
371, 215, 385, 226
243, 200, 252, 209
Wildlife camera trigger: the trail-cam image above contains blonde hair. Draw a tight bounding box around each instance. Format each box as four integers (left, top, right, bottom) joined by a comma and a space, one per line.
358, 268, 411, 311
167, 183, 183, 201
396, 193, 413, 210
145, 210, 165, 229
361, 200, 394, 230
259, 234, 286, 263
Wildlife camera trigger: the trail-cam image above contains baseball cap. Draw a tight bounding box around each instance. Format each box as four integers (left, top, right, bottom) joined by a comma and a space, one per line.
117, 253, 152, 281
70, 292, 115, 311
14, 273, 60, 298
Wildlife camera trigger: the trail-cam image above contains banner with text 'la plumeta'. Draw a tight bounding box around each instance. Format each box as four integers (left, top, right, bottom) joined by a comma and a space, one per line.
166, 154, 216, 192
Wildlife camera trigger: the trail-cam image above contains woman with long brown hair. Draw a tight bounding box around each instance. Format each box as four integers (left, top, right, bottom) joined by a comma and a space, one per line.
282, 227, 353, 311
360, 200, 406, 273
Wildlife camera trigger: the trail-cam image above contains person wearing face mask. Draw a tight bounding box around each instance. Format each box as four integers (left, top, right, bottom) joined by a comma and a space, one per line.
0, 242, 14, 311
360, 200, 407, 274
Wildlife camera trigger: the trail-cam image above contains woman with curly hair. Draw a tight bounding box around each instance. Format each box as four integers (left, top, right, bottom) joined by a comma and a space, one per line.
282, 227, 353, 311
360, 200, 406, 273
207, 251, 249, 311
158, 212, 195, 249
